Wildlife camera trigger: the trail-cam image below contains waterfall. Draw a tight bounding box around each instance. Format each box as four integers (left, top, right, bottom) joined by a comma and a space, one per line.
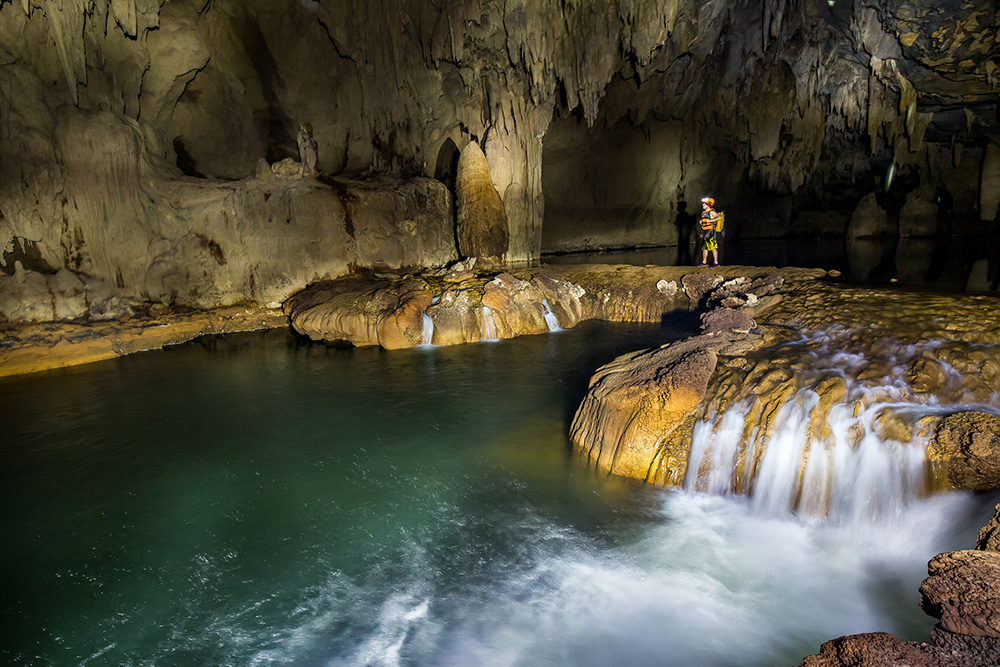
481, 306, 499, 342
683, 329, 996, 524
687, 387, 931, 523
420, 296, 440, 346
541, 299, 561, 331
420, 313, 434, 346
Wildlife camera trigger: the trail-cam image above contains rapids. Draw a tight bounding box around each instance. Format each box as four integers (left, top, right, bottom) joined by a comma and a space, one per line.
1, 320, 996, 667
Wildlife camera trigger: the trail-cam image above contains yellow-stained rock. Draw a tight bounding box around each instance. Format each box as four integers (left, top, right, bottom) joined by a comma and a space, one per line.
927, 412, 1000, 492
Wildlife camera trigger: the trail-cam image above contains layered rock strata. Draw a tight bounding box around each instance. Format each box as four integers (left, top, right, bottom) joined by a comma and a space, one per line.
0, 303, 287, 378
0, 263, 825, 376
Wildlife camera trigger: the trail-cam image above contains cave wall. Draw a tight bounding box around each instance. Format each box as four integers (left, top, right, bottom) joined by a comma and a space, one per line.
1, 0, 998, 322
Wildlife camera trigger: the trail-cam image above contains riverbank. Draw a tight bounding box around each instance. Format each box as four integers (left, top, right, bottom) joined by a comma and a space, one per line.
0, 303, 288, 378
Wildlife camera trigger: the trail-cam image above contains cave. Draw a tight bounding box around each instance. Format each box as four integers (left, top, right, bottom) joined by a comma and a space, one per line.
2, 1, 1000, 665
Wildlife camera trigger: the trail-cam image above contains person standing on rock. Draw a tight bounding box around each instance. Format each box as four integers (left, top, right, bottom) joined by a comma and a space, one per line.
698, 196, 722, 267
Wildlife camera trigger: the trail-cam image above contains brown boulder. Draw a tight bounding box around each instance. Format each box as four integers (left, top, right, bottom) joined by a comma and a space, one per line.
681, 272, 724, 304
797, 632, 970, 667
569, 335, 729, 483
701, 307, 756, 334
976, 504, 1000, 552
926, 412, 1000, 491
920, 550, 1000, 640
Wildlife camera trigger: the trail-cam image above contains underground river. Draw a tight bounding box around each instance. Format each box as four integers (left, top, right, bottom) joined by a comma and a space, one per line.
2, 318, 997, 666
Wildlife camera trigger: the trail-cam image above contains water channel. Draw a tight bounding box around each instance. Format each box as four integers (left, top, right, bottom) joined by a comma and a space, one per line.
2, 317, 997, 666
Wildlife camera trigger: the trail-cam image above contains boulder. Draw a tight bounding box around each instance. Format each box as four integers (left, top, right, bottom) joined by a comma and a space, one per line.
682, 272, 724, 305
569, 335, 735, 484
797, 632, 971, 667
926, 412, 1000, 491
701, 307, 755, 334
920, 549, 1000, 665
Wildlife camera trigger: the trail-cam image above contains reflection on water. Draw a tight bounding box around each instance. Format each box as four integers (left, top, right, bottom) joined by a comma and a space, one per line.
543, 234, 1000, 293
0, 322, 996, 667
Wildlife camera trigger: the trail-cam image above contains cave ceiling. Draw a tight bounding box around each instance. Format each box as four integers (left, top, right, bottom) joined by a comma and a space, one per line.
0, 0, 997, 274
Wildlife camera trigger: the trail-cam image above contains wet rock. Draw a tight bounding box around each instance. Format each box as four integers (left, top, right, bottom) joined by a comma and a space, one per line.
425, 288, 483, 346
976, 505, 1000, 552
681, 272, 724, 305
569, 333, 744, 484
797, 632, 972, 667
701, 307, 755, 334
530, 272, 588, 329
926, 412, 1000, 491
921, 550, 1000, 646
377, 289, 434, 350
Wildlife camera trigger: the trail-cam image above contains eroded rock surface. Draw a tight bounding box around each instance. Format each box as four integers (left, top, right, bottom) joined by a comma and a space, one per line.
927, 412, 1000, 492
798, 632, 971, 667
569, 335, 731, 485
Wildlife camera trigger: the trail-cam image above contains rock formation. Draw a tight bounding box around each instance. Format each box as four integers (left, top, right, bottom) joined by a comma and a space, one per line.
2, 0, 999, 329
568, 276, 1000, 503
455, 142, 510, 263
800, 503, 1000, 667
282, 264, 825, 350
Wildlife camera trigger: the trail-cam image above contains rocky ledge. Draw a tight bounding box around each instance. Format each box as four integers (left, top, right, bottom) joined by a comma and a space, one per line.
565, 274, 1000, 667
0, 304, 287, 378
0, 263, 826, 377
283, 262, 825, 348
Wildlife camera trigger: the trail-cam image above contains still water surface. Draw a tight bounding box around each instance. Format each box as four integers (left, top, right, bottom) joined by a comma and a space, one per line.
1, 321, 995, 666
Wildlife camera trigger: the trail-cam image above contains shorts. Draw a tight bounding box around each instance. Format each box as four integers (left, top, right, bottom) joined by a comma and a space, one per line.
702, 235, 718, 251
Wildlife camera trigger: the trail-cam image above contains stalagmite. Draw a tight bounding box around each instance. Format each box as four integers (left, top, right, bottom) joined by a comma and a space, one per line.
455, 141, 510, 262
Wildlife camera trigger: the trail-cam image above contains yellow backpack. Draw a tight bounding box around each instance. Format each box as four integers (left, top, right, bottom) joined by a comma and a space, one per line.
715, 211, 726, 233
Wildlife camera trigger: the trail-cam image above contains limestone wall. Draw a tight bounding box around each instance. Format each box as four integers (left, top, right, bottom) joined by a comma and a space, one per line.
1, 0, 998, 324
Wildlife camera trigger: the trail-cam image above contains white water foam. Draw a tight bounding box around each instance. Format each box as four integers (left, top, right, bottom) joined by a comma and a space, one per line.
541, 299, 562, 332
249, 490, 989, 667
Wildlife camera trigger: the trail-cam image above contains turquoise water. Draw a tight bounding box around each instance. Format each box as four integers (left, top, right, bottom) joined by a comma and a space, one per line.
1, 320, 995, 667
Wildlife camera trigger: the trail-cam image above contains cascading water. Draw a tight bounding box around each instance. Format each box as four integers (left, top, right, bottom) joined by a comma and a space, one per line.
481, 305, 499, 342
421, 296, 439, 346
2, 322, 997, 667
684, 327, 1000, 524
542, 299, 561, 331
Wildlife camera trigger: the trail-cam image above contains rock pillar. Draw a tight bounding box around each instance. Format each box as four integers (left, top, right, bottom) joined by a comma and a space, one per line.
455, 141, 510, 262
484, 97, 548, 264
